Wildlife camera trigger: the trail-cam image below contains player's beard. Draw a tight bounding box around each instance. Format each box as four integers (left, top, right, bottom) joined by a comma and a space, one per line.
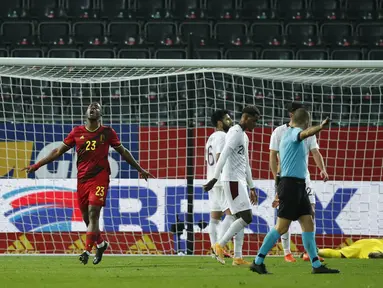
223, 125, 230, 132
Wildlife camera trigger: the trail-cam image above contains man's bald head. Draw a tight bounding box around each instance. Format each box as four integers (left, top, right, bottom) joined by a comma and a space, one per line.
291, 108, 310, 129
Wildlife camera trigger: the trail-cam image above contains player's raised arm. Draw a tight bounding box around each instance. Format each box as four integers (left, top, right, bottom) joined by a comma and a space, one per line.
299, 116, 330, 141
22, 131, 74, 173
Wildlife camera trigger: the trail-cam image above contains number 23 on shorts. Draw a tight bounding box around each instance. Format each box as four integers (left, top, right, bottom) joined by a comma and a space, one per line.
95, 186, 105, 197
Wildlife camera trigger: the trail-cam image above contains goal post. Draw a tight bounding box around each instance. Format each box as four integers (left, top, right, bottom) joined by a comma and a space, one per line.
0, 58, 382, 255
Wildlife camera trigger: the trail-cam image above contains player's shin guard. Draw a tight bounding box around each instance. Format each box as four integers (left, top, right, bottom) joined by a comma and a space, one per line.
255, 228, 280, 265
85, 232, 98, 252
281, 230, 291, 256
209, 218, 220, 247
233, 228, 245, 258
302, 232, 321, 268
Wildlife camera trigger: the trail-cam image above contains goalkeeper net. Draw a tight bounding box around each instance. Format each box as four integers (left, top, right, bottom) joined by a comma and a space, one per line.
0, 58, 382, 255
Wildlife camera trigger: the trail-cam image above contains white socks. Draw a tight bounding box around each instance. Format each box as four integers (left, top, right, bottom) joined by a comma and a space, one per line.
233, 228, 245, 258
218, 218, 247, 247
217, 215, 235, 241
281, 230, 291, 255
208, 218, 220, 246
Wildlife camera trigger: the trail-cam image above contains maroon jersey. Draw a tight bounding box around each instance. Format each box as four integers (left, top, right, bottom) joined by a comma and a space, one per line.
63, 125, 122, 182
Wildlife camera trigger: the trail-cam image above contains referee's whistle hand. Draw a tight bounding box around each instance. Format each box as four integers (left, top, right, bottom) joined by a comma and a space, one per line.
203, 179, 217, 192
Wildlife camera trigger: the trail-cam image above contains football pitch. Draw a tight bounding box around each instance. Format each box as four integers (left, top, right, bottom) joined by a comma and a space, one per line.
0, 256, 382, 288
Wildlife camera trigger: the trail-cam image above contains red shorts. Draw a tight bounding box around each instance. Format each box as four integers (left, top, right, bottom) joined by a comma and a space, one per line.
77, 174, 110, 210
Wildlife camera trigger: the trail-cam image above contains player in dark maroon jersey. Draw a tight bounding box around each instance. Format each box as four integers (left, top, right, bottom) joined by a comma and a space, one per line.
23, 102, 153, 265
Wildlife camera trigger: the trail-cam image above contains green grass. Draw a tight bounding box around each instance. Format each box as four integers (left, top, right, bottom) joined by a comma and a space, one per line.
0, 256, 382, 288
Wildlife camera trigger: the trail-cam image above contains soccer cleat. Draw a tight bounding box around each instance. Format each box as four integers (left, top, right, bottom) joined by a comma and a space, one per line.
223, 249, 233, 258
250, 261, 270, 274
210, 247, 216, 258
79, 251, 90, 265
284, 253, 296, 263
213, 243, 225, 264
93, 241, 109, 265
232, 258, 251, 266
302, 252, 324, 262
312, 264, 340, 274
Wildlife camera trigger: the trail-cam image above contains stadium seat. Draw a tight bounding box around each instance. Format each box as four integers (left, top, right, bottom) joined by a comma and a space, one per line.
108, 21, 141, 44
276, 0, 309, 20
179, 22, 212, 42
100, 0, 127, 19
357, 23, 383, 45
155, 48, 187, 59
368, 49, 383, 60
320, 22, 354, 46
134, 0, 167, 19
285, 22, 318, 46
310, 0, 343, 20
0, 48, 9, 57
0, 0, 24, 19
239, 0, 274, 20
331, 49, 363, 60
144, 22, 177, 43
118, 48, 150, 58
344, 0, 376, 20
251, 22, 283, 46
214, 22, 248, 44
83, 48, 116, 58
205, 0, 236, 19
225, 48, 258, 59
28, 0, 63, 19
261, 48, 294, 59
1, 21, 34, 44
296, 49, 329, 59
48, 48, 80, 58
64, 0, 97, 18
38, 22, 71, 44
194, 48, 222, 59
11, 48, 43, 58
169, 0, 204, 19
73, 21, 105, 43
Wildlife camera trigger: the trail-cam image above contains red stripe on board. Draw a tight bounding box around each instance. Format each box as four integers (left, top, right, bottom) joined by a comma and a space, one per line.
139, 127, 383, 181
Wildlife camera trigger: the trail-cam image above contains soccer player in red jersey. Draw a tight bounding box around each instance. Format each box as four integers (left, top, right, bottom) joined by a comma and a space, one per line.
23, 102, 153, 265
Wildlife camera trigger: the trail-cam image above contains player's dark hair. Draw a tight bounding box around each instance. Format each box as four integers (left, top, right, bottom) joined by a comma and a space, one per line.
292, 108, 310, 125
242, 106, 261, 117
288, 102, 305, 113
211, 110, 229, 127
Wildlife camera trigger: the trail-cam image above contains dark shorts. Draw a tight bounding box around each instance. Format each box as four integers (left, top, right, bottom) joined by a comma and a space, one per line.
277, 177, 312, 221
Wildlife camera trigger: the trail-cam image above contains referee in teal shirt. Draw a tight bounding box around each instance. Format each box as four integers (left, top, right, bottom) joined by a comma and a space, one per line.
251, 108, 340, 275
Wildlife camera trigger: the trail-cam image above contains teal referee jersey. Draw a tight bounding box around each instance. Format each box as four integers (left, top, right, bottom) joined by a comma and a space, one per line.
279, 127, 307, 179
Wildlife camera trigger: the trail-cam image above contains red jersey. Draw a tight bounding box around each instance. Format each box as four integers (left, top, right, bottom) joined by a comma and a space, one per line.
63, 125, 122, 183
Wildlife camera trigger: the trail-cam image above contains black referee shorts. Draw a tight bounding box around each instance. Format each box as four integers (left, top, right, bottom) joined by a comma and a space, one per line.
277, 177, 312, 221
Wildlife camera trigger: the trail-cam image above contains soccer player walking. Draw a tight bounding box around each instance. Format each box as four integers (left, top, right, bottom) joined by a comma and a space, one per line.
206, 110, 250, 265
23, 102, 153, 265
251, 108, 339, 274
204, 106, 260, 265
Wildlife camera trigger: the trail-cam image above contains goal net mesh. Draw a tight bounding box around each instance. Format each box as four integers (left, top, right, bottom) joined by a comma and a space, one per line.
0, 62, 382, 255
